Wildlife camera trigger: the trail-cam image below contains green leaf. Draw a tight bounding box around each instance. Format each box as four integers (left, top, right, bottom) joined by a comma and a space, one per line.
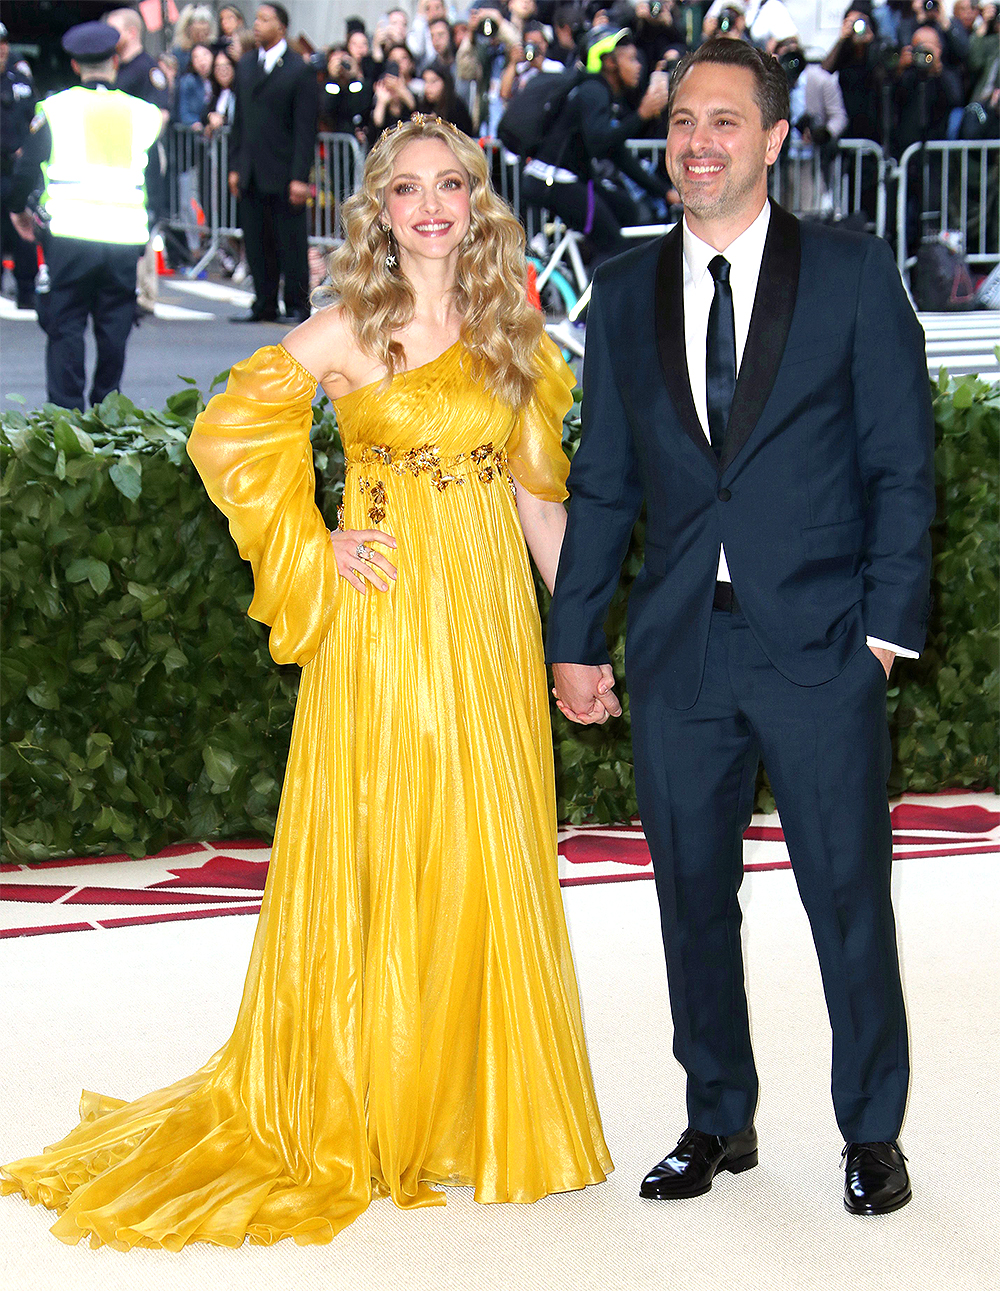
109, 453, 143, 501
202, 744, 239, 788
26, 681, 61, 710
65, 557, 111, 593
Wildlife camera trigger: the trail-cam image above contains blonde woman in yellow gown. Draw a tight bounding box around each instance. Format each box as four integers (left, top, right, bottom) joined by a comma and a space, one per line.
1, 117, 612, 1248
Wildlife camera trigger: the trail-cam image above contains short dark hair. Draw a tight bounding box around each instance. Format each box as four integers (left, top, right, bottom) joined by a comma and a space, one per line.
666, 38, 790, 131
260, 2, 289, 29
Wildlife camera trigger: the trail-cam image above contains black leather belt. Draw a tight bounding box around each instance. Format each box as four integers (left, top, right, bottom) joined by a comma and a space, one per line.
713, 581, 741, 614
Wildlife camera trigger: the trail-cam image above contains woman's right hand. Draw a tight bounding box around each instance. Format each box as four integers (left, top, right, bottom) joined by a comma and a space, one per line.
330, 528, 398, 594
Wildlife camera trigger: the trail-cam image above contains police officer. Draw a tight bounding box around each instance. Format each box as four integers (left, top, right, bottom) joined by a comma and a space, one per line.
8, 22, 163, 410
0, 21, 39, 310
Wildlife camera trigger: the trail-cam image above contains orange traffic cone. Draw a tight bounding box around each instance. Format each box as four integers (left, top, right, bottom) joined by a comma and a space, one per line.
153, 232, 174, 276
526, 260, 541, 311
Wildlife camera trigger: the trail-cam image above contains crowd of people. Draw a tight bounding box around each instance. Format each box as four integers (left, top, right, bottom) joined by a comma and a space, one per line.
86, 2, 998, 168
2, 0, 997, 298
152, 1, 997, 263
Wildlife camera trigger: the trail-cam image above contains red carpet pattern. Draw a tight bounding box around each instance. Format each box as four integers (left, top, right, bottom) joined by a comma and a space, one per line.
2, 794, 996, 938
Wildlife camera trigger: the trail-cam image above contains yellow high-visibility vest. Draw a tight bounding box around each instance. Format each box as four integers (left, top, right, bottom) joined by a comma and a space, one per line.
39, 85, 162, 245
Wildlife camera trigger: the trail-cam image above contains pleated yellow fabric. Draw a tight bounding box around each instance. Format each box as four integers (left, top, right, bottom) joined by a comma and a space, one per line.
1, 336, 612, 1249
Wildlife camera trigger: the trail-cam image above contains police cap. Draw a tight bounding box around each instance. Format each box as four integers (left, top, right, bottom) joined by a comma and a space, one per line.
62, 21, 120, 63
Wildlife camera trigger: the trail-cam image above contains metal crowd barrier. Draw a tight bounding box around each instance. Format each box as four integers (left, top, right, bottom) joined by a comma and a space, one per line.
162, 125, 365, 274
624, 137, 887, 235
895, 138, 1000, 284
478, 136, 522, 217
161, 125, 997, 296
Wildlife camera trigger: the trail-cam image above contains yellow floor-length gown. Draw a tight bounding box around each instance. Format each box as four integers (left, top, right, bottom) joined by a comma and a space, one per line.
1, 337, 612, 1248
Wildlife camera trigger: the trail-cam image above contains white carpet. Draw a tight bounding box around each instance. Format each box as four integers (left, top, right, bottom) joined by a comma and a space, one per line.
1, 852, 996, 1291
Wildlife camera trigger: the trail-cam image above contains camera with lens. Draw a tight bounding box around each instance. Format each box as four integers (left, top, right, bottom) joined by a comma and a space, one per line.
718, 7, 742, 32
911, 42, 937, 72
851, 16, 869, 36
474, 14, 497, 44
922, 0, 938, 12
778, 45, 805, 86
649, 2, 663, 16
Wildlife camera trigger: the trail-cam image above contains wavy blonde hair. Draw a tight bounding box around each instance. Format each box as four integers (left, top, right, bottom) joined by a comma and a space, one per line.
325, 116, 544, 411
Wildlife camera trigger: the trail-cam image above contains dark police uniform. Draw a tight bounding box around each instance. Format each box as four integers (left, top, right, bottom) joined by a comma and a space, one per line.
9, 23, 162, 410
0, 21, 38, 308
115, 47, 169, 110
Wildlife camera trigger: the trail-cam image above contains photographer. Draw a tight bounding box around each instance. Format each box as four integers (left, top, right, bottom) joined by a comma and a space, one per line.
547, 4, 586, 68
346, 25, 379, 82
894, 23, 963, 153
456, 4, 518, 133
634, 1, 687, 69
823, 7, 891, 142
775, 35, 847, 150
773, 34, 847, 209
701, 4, 750, 42
703, 0, 797, 46
366, 47, 416, 145
319, 45, 373, 143
500, 22, 565, 100
520, 28, 671, 263
898, 0, 971, 69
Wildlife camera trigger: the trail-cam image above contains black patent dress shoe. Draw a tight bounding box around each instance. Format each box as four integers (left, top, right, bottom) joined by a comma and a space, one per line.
229, 310, 278, 324
843, 1141, 911, 1214
640, 1125, 758, 1199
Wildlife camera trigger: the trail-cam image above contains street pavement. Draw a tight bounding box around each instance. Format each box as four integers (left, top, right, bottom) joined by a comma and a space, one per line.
0, 277, 302, 412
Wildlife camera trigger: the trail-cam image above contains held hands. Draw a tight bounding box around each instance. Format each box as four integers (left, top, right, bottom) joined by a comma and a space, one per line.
551, 662, 622, 725
288, 180, 310, 207
330, 528, 397, 595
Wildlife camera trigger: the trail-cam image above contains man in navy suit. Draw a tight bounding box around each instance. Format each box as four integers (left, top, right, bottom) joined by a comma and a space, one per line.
547, 38, 934, 1215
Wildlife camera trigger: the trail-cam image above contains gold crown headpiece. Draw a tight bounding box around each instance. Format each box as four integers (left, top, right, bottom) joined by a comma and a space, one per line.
374, 112, 464, 151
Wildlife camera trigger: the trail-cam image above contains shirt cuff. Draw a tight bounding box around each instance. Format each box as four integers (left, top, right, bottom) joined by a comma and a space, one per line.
866, 636, 919, 660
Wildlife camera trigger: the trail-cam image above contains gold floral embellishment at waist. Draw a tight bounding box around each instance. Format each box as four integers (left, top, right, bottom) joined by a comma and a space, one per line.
346, 441, 514, 523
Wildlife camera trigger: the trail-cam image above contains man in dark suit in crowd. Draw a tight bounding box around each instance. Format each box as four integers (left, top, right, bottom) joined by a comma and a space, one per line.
547, 39, 934, 1215
228, 3, 317, 323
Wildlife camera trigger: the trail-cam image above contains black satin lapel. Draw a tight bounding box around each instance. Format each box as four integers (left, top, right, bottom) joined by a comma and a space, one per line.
719, 201, 801, 474
654, 227, 718, 473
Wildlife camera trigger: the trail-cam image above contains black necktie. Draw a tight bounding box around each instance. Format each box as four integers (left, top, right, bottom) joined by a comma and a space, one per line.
706, 254, 736, 460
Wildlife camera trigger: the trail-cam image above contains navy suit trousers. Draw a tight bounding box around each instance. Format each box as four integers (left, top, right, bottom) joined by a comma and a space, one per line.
631, 606, 908, 1143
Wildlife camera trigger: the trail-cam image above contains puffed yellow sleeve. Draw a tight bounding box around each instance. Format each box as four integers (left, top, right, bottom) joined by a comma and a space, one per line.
186, 344, 338, 668
505, 331, 575, 502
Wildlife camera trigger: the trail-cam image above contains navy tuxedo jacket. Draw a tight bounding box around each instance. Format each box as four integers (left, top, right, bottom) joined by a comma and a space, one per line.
545, 202, 936, 709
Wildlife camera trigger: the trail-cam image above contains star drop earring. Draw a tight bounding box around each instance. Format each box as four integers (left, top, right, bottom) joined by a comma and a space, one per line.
381, 223, 397, 271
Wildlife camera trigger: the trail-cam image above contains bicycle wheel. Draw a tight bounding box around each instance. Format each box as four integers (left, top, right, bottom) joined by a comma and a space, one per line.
527, 256, 579, 322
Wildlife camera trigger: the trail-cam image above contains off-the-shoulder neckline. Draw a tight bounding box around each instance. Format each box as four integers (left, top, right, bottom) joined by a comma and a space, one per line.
325, 338, 464, 407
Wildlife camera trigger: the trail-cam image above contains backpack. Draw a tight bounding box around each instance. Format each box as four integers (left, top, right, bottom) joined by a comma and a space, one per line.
912, 236, 977, 313
497, 68, 586, 159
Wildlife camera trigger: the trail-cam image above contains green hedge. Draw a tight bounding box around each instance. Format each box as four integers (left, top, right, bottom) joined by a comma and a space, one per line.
1, 367, 996, 861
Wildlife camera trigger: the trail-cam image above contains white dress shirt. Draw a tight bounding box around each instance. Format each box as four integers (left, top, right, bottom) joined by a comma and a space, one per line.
258, 38, 287, 74
682, 199, 770, 584
680, 200, 914, 657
